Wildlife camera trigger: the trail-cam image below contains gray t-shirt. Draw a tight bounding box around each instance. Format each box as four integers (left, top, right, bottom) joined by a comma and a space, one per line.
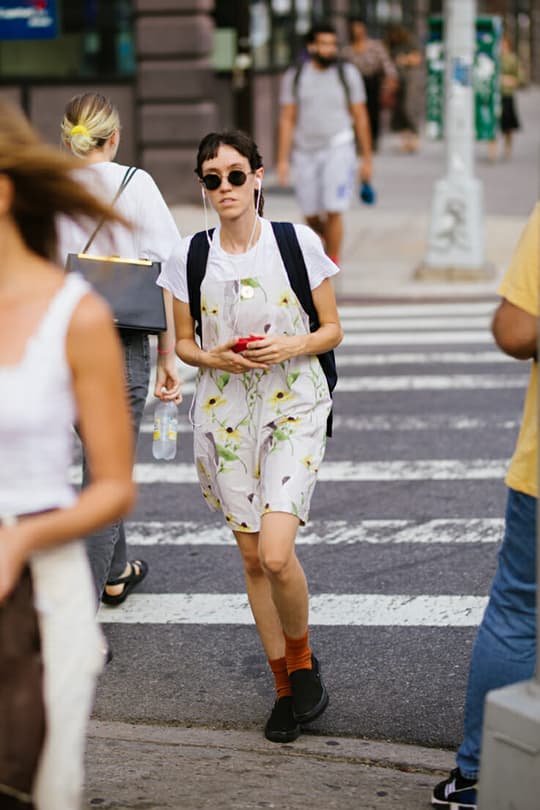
280, 60, 366, 152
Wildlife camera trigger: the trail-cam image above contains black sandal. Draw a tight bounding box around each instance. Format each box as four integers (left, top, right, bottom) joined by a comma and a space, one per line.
101, 560, 148, 606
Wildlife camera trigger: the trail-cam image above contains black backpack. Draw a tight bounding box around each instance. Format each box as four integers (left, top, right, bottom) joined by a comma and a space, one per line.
186, 221, 337, 437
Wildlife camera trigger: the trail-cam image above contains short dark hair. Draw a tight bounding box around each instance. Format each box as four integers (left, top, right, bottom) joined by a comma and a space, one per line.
195, 129, 264, 215
306, 22, 337, 44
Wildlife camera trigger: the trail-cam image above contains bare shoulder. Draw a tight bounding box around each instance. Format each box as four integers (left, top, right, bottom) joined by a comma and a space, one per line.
67, 292, 117, 351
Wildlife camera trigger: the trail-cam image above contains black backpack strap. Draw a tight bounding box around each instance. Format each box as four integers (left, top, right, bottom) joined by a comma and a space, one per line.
271, 221, 337, 437
337, 60, 352, 108
186, 229, 214, 342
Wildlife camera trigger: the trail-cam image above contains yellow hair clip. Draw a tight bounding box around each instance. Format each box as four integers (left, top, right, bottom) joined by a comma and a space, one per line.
70, 124, 90, 138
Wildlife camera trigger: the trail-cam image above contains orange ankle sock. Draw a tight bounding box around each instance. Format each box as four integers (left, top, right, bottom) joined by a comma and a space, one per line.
284, 630, 312, 675
269, 656, 292, 698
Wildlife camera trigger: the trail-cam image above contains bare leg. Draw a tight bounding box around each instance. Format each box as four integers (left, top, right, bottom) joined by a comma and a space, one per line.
306, 214, 326, 241
324, 211, 344, 262
234, 530, 285, 660
503, 132, 513, 159
488, 139, 498, 162
258, 512, 308, 638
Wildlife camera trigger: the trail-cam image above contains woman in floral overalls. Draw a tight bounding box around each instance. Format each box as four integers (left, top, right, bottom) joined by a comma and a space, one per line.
158, 130, 343, 744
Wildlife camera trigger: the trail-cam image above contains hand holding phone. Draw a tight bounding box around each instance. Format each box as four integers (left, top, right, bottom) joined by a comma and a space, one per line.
232, 334, 264, 353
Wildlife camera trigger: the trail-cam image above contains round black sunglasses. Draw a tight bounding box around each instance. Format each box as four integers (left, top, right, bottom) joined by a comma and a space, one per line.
201, 170, 253, 191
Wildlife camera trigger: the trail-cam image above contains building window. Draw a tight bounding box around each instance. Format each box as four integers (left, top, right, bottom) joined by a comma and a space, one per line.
0, 0, 135, 79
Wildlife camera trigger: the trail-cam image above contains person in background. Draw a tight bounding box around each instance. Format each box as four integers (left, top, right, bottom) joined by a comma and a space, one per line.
0, 97, 135, 809
277, 21, 372, 267
158, 129, 343, 746
488, 33, 524, 162
343, 16, 398, 152
386, 24, 424, 154
431, 202, 539, 810
58, 93, 182, 607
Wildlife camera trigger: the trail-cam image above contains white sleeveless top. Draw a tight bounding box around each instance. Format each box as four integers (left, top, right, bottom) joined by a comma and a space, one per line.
0, 274, 90, 515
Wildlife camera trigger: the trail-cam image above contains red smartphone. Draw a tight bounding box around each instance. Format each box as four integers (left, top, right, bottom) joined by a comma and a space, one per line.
232, 334, 264, 353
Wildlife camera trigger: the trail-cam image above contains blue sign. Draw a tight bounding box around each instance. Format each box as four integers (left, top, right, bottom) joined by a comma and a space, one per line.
0, 1, 58, 40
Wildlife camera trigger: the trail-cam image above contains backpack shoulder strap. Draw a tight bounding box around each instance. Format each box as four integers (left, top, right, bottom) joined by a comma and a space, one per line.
337, 60, 352, 108
270, 221, 337, 437
186, 229, 214, 341
292, 62, 304, 103
271, 221, 318, 330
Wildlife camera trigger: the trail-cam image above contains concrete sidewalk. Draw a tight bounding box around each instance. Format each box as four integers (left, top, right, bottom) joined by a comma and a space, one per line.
85, 721, 453, 809
170, 86, 539, 303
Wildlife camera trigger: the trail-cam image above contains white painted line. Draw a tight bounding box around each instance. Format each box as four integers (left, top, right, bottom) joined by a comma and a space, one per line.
335, 351, 510, 366
339, 316, 491, 331
125, 518, 504, 546
342, 331, 494, 346
338, 303, 496, 318
98, 593, 487, 627
331, 414, 519, 431
335, 374, 527, 392
146, 372, 526, 401
70, 458, 508, 485
139, 413, 518, 435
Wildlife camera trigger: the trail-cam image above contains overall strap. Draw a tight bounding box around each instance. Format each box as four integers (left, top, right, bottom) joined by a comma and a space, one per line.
186, 229, 214, 341
271, 221, 337, 437
82, 166, 138, 254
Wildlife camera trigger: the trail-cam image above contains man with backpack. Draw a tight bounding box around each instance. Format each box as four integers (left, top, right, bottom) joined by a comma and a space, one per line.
277, 21, 373, 266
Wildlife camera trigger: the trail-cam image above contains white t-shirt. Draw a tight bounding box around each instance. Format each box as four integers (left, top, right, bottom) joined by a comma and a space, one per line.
56, 161, 183, 276
280, 61, 366, 152
156, 218, 339, 304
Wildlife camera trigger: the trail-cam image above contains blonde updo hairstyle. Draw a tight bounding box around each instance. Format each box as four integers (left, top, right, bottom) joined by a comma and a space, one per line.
0, 97, 127, 260
61, 92, 120, 158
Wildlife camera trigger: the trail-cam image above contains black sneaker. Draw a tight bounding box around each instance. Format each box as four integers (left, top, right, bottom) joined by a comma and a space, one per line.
264, 696, 301, 743
289, 655, 329, 724
432, 767, 477, 809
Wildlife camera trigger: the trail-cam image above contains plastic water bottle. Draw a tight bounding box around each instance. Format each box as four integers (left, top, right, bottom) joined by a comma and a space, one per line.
152, 400, 178, 461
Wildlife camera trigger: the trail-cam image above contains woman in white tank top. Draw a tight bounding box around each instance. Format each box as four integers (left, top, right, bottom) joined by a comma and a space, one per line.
0, 99, 135, 809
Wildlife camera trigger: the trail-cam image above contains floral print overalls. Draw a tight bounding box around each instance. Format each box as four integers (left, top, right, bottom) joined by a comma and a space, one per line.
192, 221, 332, 532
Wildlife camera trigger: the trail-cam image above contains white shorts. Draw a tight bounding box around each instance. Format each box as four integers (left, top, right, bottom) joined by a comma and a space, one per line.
292, 141, 357, 217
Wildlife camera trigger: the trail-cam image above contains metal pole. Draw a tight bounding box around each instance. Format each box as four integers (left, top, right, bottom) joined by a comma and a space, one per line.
417, 0, 491, 281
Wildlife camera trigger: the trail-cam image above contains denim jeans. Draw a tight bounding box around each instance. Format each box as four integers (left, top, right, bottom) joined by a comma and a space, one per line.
82, 330, 150, 600
457, 487, 537, 779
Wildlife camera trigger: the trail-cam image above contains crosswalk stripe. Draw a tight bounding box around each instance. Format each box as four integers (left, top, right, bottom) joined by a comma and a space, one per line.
70, 459, 508, 485
334, 351, 510, 366
98, 593, 487, 626
125, 518, 503, 546
139, 413, 519, 434
338, 303, 496, 318
150, 372, 526, 399
342, 331, 493, 346
335, 374, 527, 392
340, 316, 491, 330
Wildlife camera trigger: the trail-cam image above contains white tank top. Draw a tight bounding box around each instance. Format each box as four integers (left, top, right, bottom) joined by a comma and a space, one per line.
0, 274, 90, 515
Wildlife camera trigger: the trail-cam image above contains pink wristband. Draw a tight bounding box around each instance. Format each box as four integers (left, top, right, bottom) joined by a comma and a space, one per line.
157, 342, 174, 355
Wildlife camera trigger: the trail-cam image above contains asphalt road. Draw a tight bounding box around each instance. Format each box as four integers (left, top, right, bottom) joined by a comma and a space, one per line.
92, 298, 527, 750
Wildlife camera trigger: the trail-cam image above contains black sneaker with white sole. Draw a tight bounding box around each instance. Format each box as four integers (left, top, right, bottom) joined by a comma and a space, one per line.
432, 767, 477, 809
264, 696, 301, 743
289, 655, 329, 724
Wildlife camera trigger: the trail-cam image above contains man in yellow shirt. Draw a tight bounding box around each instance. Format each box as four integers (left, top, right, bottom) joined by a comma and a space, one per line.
432, 203, 539, 810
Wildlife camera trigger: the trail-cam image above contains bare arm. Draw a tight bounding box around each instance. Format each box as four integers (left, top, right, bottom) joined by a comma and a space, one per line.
276, 103, 297, 187
243, 277, 343, 365
492, 298, 537, 360
0, 293, 136, 601
350, 102, 373, 183
155, 287, 183, 402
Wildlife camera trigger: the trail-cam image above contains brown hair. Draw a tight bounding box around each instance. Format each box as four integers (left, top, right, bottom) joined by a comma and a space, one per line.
0, 97, 127, 260
195, 130, 265, 215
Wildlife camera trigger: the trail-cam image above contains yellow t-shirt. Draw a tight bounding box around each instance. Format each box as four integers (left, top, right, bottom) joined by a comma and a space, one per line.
497, 202, 539, 498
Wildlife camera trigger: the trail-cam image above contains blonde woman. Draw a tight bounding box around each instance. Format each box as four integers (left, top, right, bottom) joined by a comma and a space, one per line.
0, 98, 134, 809
58, 93, 182, 606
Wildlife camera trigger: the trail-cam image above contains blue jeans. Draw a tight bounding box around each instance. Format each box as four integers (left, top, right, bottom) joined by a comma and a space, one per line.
82, 330, 150, 600
457, 487, 537, 779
